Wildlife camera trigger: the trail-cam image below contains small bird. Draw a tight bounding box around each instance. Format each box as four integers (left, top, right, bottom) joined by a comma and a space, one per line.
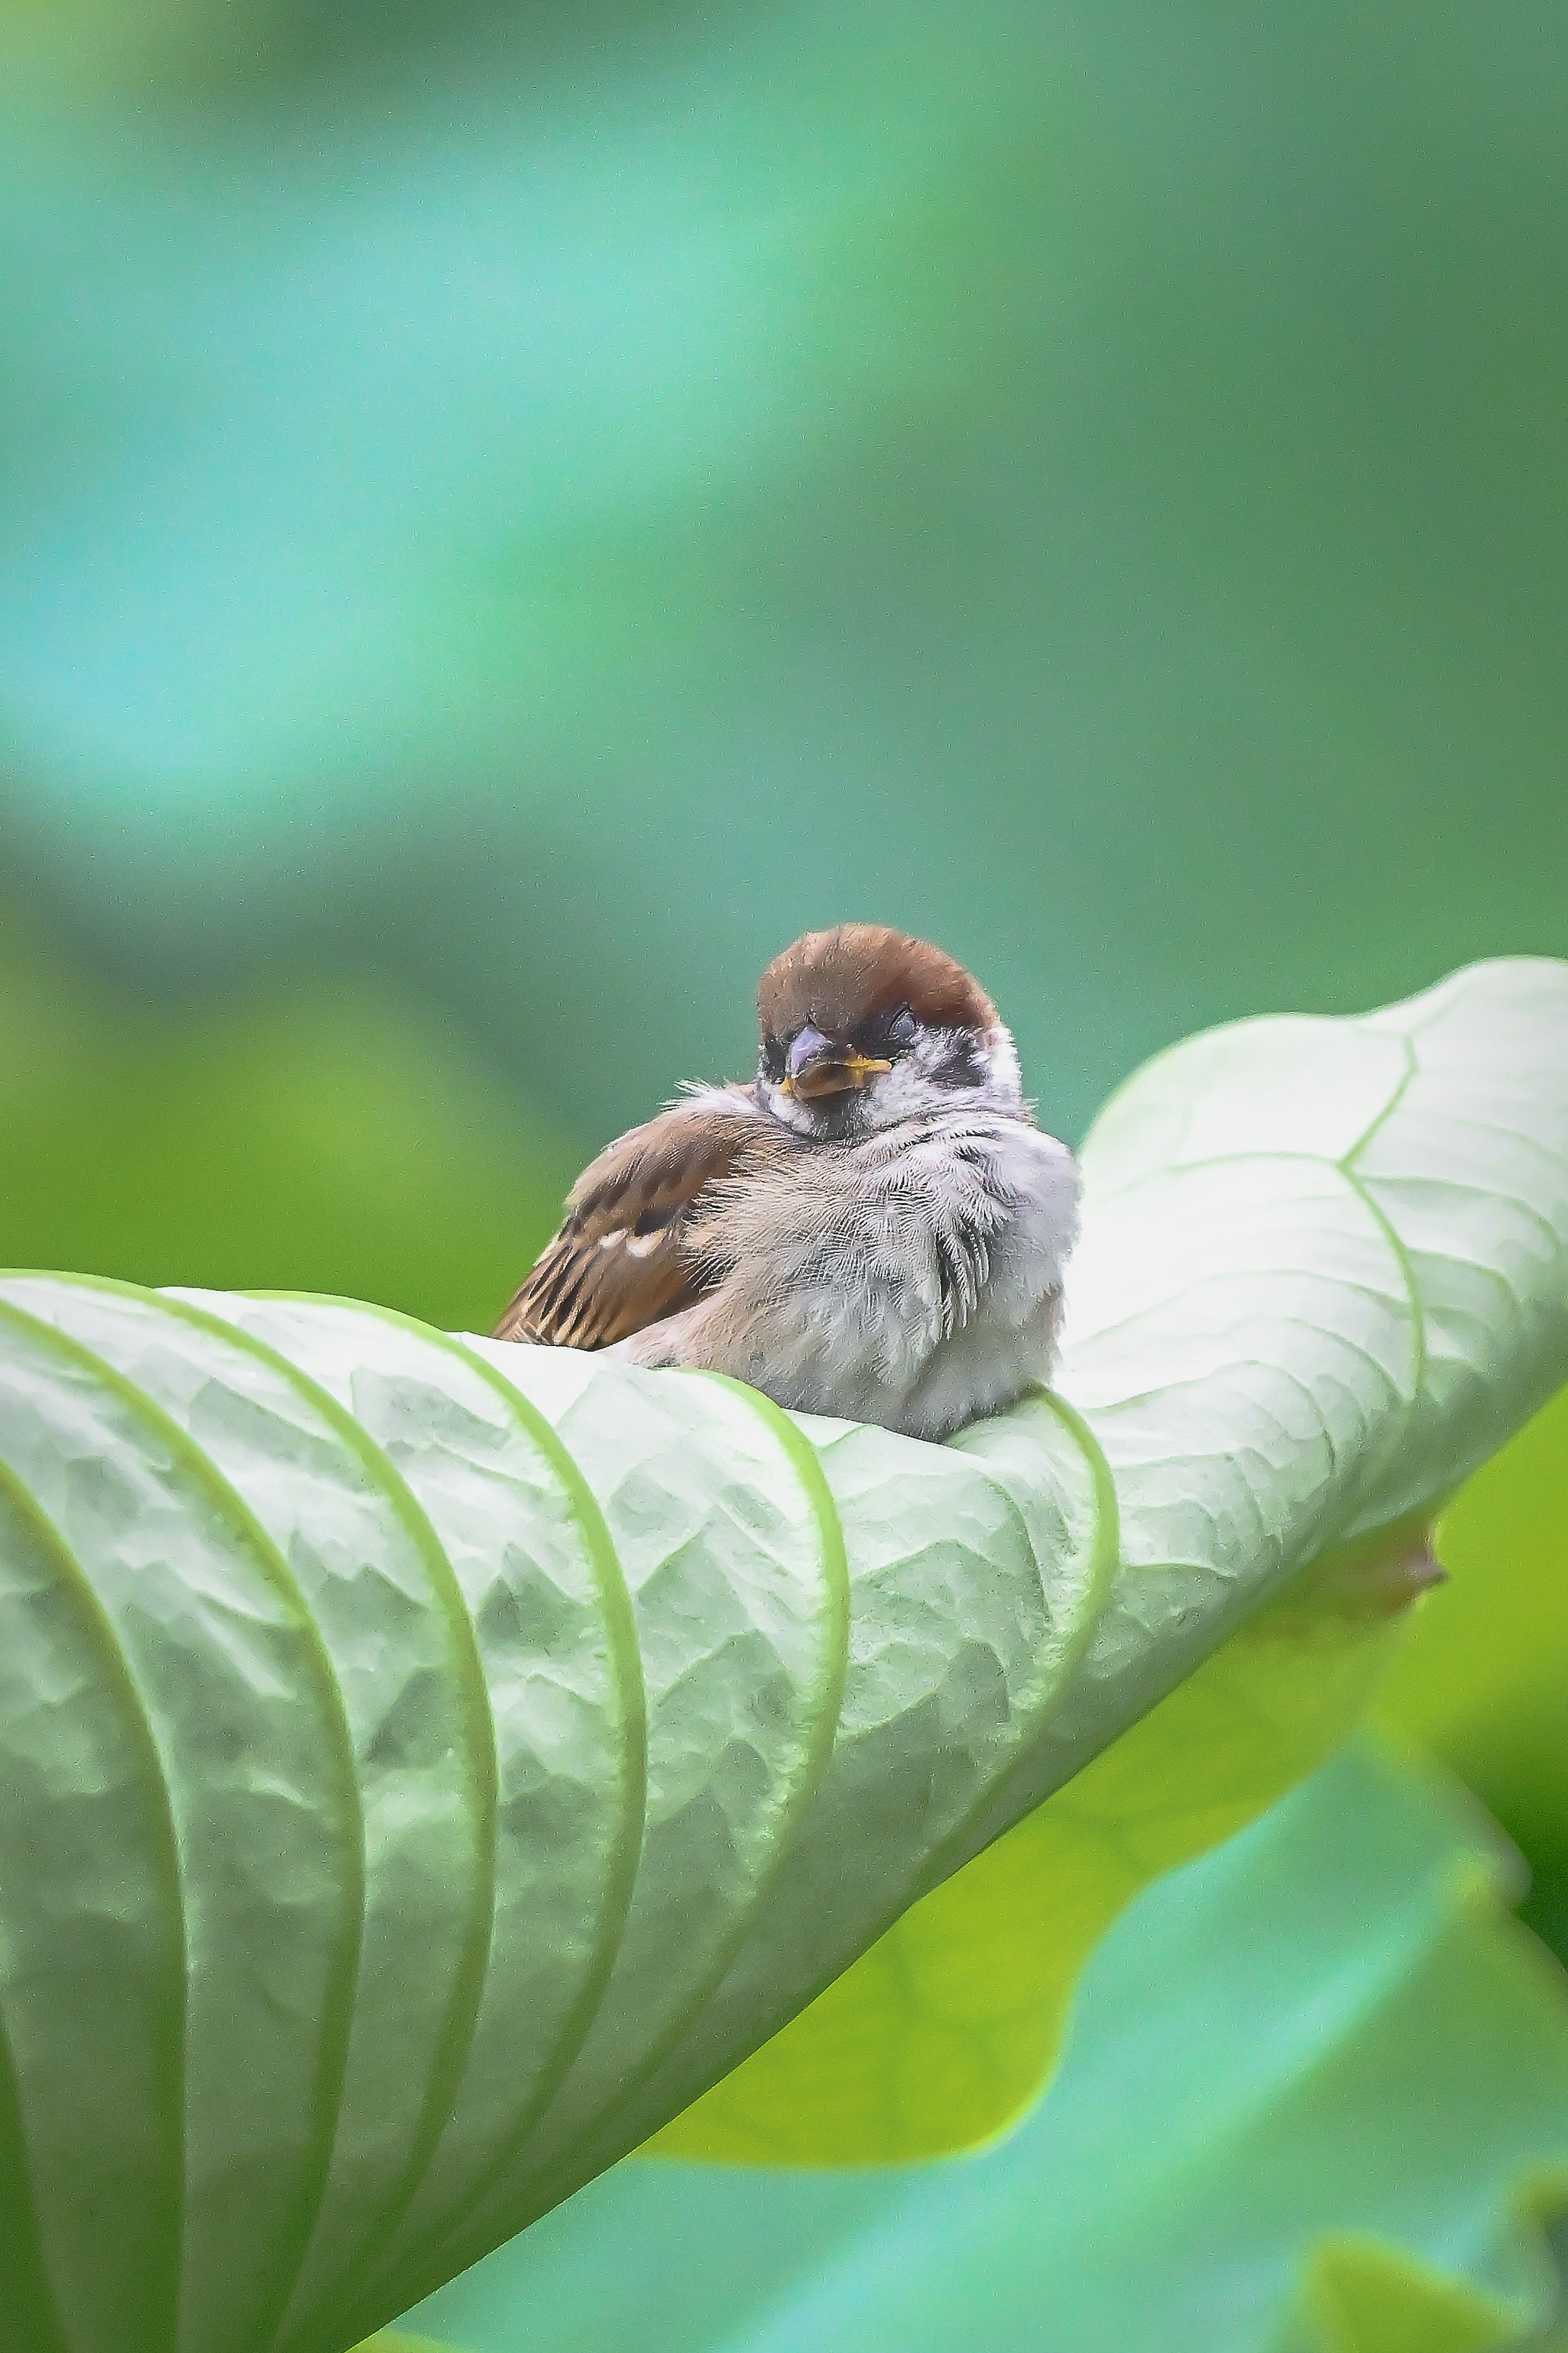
494, 924, 1080, 1441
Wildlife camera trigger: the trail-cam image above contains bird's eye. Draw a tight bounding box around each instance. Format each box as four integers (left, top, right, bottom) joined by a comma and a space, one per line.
886, 1006, 918, 1051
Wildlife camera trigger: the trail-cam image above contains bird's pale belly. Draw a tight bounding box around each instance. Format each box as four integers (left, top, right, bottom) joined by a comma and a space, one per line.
620, 1119, 1079, 1442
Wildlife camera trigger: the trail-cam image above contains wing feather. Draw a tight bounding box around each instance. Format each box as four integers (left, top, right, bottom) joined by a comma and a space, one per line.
493, 1090, 764, 1349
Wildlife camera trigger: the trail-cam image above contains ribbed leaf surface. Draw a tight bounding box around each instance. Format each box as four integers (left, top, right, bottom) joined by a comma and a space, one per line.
0, 957, 1564, 2352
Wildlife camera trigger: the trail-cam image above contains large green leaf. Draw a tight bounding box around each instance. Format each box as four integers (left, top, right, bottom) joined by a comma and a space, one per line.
0, 956, 1564, 2350
655, 953, 1568, 2162
0, 1299, 361, 2353
396, 1740, 1568, 2353
0, 1276, 643, 2353
648, 1515, 1420, 2164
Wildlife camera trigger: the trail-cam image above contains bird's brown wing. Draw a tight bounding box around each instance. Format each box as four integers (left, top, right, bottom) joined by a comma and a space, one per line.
493, 1091, 764, 1349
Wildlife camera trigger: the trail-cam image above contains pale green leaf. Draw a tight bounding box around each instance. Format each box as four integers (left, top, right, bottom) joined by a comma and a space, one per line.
0, 957, 1565, 2348
0, 1297, 360, 2353
650, 1526, 1416, 2163
655, 956, 1568, 2163
0, 1275, 643, 2350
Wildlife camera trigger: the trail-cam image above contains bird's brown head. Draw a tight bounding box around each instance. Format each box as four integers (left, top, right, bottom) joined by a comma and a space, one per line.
755, 923, 1022, 1137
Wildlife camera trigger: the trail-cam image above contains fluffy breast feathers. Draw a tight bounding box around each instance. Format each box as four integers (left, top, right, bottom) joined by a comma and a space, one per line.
495, 1085, 1078, 1439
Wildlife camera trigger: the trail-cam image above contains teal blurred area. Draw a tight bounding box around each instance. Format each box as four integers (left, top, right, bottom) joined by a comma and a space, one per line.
3, 3, 1567, 1162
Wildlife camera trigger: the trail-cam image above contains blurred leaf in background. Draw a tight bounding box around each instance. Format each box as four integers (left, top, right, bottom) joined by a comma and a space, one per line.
398, 1740, 1568, 2353
3, 5, 1568, 1150
1382, 1387, 1568, 1968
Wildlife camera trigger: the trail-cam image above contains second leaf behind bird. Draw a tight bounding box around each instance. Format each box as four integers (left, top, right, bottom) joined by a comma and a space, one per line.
494, 924, 1079, 1440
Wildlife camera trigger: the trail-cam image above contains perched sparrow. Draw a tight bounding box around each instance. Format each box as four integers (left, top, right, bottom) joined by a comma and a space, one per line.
494, 924, 1079, 1441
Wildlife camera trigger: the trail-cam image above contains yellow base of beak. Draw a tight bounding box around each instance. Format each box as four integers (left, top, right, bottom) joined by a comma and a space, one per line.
786, 1053, 892, 1102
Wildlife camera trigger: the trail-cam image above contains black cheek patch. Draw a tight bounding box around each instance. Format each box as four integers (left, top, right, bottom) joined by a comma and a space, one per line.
928, 1030, 985, 1088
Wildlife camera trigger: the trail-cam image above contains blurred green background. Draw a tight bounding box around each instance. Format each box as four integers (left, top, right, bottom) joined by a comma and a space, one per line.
3, 3, 1567, 2342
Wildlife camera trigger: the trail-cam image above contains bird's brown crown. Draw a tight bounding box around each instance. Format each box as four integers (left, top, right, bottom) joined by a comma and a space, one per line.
757, 924, 997, 1045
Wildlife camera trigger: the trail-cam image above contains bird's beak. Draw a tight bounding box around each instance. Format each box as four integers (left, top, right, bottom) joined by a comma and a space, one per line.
784, 1026, 893, 1100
